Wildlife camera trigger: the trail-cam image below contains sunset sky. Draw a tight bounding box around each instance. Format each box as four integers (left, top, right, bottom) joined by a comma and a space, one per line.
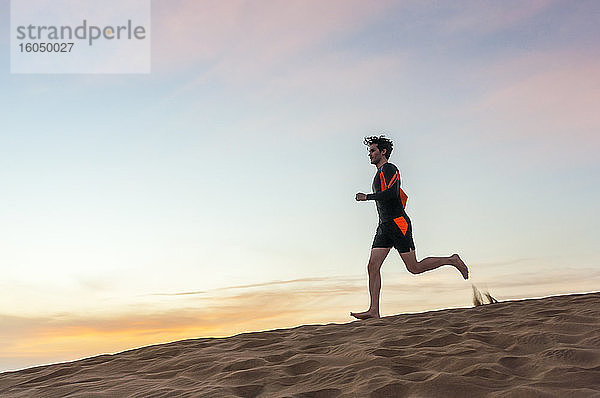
1, 0, 599, 371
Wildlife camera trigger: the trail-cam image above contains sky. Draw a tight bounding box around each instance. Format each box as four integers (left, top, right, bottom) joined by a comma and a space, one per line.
1, 0, 599, 372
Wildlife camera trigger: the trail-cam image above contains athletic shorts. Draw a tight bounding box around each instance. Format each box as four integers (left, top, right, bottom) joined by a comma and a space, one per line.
372, 216, 415, 253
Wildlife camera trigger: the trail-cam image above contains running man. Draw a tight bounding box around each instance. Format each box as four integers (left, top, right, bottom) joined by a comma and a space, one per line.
351, 135, 469, 320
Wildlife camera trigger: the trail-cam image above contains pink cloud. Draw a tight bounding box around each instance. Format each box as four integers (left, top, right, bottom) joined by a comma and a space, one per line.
151, 0, 397, 75
467, 52, 600, 146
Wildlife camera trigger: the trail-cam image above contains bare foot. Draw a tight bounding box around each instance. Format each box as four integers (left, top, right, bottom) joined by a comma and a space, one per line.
350, 310, 380, 320
452, 254, 469, 279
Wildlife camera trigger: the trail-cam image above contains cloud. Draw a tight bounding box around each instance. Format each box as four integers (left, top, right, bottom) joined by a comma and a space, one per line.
3, 267, 599, 371
151, 0, 396, 75
438, 0, 555, 36
260, 51, 406, 99
449, 50, 600, 167
147, 277, 334, 296
147, 0, 404, 118
472, 53, 600, 136
0, 276, 363, 370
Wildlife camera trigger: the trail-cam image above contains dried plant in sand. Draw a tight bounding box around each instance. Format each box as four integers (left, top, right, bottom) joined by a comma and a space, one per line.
472, 284, 498, 306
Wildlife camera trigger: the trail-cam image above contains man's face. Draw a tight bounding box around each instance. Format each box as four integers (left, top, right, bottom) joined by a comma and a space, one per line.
368, 144, 385, 164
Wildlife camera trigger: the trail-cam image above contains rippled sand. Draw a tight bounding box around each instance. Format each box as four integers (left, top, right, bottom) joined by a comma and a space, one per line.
1, 292, 599, 397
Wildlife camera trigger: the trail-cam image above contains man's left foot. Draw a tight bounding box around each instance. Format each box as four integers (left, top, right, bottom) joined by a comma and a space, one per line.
350, 310, 380, 320
452, 254, 469, 279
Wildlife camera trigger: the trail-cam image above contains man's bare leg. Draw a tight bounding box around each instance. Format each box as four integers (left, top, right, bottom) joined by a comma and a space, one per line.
400, 249, 469, 279
351, 247, 391, 320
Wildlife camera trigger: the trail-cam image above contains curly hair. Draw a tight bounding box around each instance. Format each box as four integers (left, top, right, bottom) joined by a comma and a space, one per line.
364, 135, 393, 159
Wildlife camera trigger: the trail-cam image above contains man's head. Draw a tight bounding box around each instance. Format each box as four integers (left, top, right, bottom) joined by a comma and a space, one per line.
364, 135, 393, 165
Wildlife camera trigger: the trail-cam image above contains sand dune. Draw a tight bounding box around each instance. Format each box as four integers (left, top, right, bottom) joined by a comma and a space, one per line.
1, 292, 599, 397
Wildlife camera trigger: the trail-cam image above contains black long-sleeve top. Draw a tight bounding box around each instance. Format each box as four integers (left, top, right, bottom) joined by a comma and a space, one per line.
366, 162, 408, 222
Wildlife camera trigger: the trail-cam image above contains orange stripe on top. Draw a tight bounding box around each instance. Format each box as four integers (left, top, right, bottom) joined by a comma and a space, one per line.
388, 171, 399, 187
379, 170, 387, 191
400, 187, 408, 209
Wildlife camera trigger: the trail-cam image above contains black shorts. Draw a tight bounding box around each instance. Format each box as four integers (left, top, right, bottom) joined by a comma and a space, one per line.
372, 216, 415, 253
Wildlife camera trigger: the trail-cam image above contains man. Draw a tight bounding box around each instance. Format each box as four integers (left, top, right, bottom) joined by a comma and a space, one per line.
350, 135, 469, 320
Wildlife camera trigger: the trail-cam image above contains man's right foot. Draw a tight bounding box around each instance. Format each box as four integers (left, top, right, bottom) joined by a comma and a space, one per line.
451, 254, 469, 279
350, 310, 380, 320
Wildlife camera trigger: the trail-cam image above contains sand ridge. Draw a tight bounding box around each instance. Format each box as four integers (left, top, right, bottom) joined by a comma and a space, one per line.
1, 292, 599, 397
